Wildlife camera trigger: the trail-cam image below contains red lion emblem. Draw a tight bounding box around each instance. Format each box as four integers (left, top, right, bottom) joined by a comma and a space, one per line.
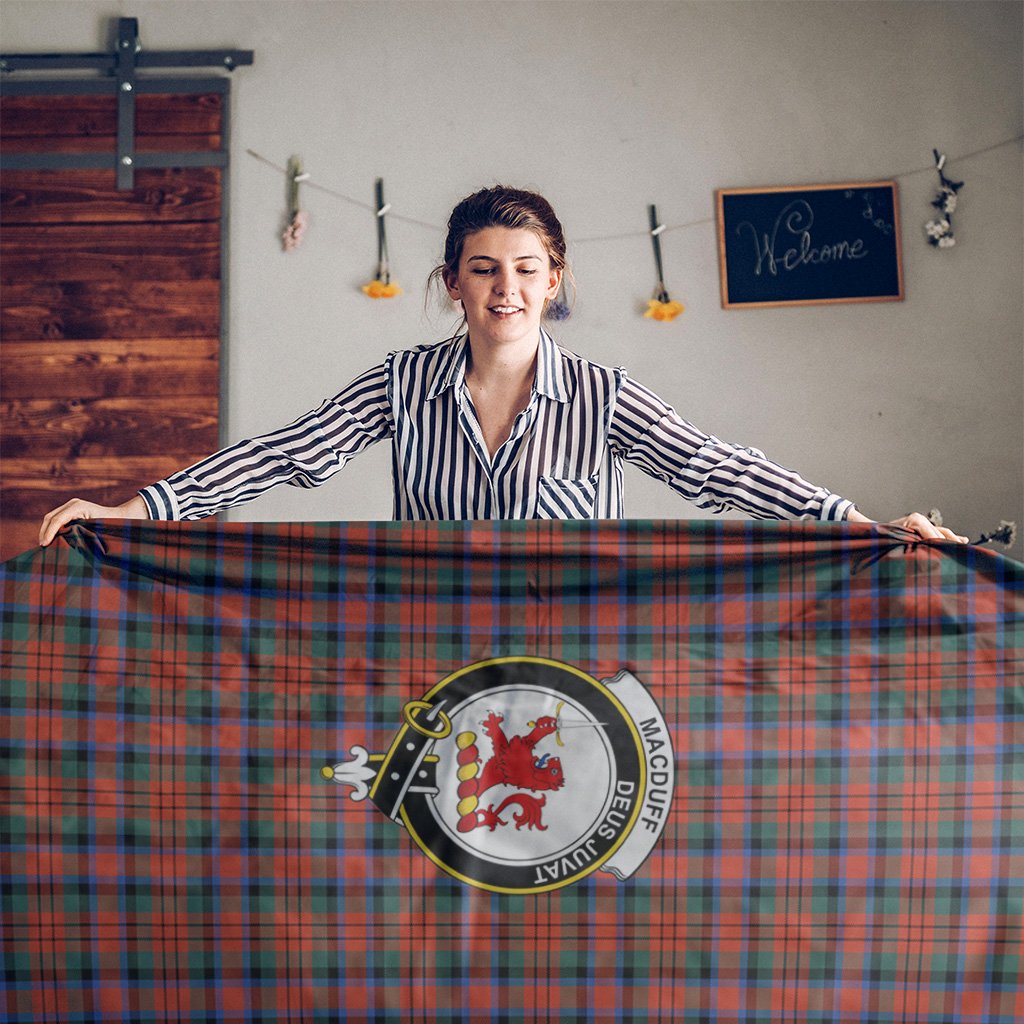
477, 712, 565, 795
457, 711, 565, 833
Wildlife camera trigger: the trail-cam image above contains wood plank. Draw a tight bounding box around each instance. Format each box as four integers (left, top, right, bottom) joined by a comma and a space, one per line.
1, 519, 47, 563
1, 339, 219, 399
1, 278, 219, 340
2, 454, 187, 486
1, 397, 219, 459
1, 455, 206, 524
0, 94, 223, 137
0, 134, 223, 155
1, 223, 220, 283
1, 169, 222, 224
0, 94, 116, 138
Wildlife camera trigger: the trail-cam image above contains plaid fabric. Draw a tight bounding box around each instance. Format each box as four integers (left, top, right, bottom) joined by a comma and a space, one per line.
1, 519, 1022, 1024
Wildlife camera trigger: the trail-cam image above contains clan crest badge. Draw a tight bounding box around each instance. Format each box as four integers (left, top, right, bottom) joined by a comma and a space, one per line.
322, 657, 674, 894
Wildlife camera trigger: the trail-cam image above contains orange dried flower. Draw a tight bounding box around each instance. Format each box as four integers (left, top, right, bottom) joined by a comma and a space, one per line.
361, 280, 403, 299
644, 299, 685, 322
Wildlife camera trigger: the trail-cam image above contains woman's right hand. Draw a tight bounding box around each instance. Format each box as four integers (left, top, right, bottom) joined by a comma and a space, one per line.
39, 494, 149, 548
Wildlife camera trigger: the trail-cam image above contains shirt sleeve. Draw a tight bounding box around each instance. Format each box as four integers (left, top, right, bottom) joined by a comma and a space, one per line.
138, 360, 394, 520
607, 374, 855, 522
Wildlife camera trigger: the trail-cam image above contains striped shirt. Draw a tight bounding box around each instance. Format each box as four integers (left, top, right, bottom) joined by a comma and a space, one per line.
139, 331, 855, 522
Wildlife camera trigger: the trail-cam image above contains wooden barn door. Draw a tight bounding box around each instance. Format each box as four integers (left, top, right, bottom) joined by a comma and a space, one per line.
0, 22, 250, 561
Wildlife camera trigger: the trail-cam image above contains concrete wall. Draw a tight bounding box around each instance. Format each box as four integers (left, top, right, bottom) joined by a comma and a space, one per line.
4, 0, 1021, 554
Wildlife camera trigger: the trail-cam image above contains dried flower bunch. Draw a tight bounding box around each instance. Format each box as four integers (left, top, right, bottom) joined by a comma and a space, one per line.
546, 277, 572, 322
282, 210, 308, 252
282, 156, 309, 253
644, 204, 684, 323
933, 510, 1017, 549
363, 178, 402, 299
924, 150, 963, 249
975, 521, 1017, 548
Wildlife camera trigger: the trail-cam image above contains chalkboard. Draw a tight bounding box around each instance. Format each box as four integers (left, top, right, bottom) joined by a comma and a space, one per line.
716, 181, 904, 309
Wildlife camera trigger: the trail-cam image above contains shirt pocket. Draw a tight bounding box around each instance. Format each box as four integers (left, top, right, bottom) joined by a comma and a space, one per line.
534, 475, 599, 519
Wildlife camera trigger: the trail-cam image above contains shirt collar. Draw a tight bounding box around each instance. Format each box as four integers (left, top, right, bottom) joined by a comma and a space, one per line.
426, 330, 570, 403
426, 335, 469, 399
535, 328, 571, 403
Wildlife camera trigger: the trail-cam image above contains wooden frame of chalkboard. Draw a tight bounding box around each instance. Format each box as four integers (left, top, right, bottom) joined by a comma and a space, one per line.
716, 181, 904, 309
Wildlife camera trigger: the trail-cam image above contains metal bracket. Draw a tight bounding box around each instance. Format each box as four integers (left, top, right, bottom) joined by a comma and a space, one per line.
116, 18, 140, 189
1, 16, 254, 190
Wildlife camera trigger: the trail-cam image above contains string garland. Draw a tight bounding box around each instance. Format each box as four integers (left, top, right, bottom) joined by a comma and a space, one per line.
247, 133, 1022, 245
251, 133, 1021, 321
248, 149, 439, 231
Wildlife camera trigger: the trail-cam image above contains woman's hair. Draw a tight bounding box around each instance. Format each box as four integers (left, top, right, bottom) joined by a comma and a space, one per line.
428, 185, 573, 319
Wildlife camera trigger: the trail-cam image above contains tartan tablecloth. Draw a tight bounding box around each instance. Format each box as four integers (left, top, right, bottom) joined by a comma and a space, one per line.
1, 519, 1022, 1023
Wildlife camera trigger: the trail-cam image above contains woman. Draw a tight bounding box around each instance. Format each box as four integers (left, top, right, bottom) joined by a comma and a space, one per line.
39, 186, 967, 545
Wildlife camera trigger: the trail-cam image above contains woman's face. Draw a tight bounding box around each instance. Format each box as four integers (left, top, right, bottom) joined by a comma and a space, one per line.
445, 227, 561, 350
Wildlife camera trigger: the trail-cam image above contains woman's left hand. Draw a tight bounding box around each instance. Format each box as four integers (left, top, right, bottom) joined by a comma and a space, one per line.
888, 512, 970, 543
848, 509, 969, 543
